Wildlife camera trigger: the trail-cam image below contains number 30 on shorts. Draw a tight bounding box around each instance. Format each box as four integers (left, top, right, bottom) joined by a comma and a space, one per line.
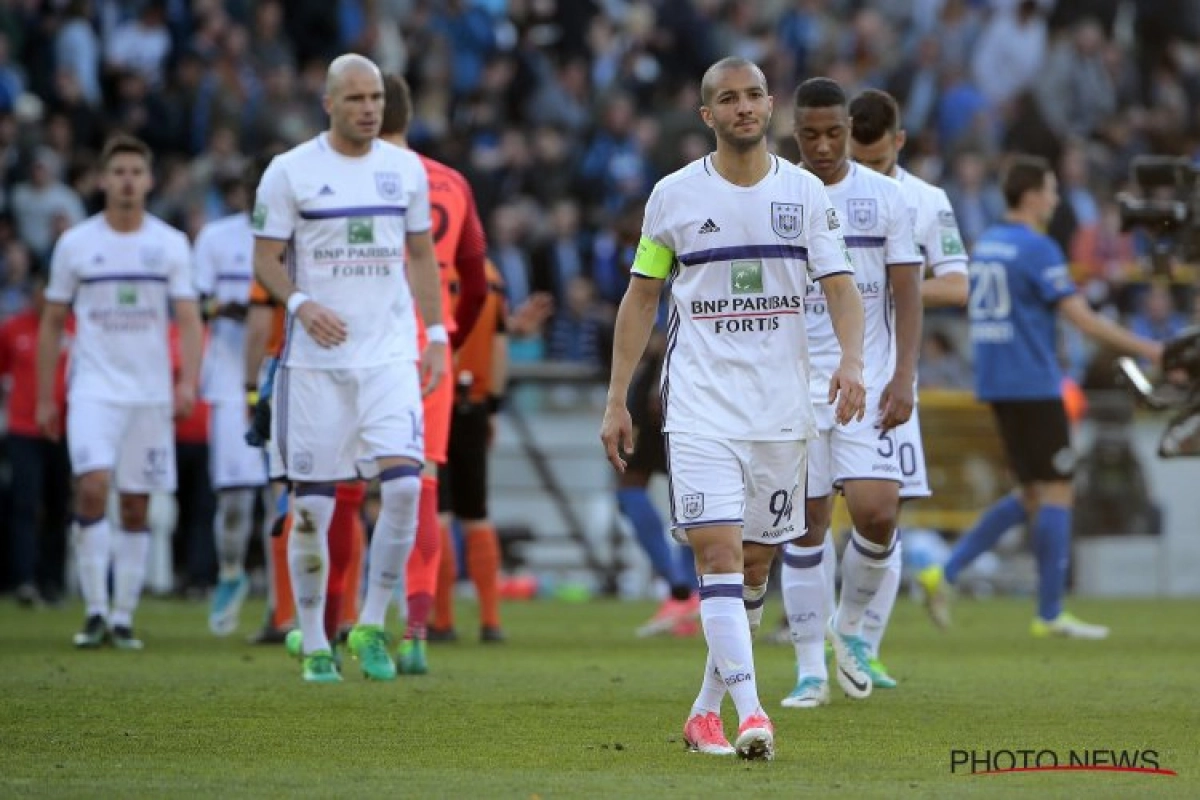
876, 430, 918, 478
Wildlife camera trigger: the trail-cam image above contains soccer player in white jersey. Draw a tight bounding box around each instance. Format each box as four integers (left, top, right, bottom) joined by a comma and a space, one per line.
251, 53, 445, 684
36, 134, 203, 650
846, 88, 969, 687
193, 162, 271, 636
779, 78, 923, 709
601, 57, 866, 761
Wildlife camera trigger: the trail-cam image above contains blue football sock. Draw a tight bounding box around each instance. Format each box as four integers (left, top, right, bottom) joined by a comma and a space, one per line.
944, 494, 1026, 584
617, 488, 681, 588
1032, 505, 1071, 622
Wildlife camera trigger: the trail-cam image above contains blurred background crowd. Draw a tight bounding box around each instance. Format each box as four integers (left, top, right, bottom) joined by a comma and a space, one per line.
2, 0, 1200, 597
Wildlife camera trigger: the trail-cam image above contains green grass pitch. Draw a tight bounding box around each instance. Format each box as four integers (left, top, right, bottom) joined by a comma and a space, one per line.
1, 596, 1196, 798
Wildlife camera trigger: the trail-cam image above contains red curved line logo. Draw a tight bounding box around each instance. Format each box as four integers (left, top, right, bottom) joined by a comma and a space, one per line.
973, 766, 1178, 777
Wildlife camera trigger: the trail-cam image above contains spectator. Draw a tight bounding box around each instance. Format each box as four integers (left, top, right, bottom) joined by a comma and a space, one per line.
0, 31, 25, 113
9, 148, 86, 262
971, 0, 1047, 110
55, 1, 102, 107
1130, 283, 1189, 346
918, 329, 973, 390
944, 151, 1005, 252
0, 240, 33, 321
530, 198, 589, 303
1034, 18, 1116, 139
105, 0, 173, 89
546, 275, 610, 368
0, 274, 72, 606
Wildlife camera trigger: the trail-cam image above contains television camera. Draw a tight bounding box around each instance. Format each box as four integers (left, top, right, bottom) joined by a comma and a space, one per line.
1116, 155, 1200, 457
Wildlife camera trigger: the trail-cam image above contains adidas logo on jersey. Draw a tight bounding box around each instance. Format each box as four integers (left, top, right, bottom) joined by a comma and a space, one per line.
698, 218, 721, 234
319, 185, 335, 196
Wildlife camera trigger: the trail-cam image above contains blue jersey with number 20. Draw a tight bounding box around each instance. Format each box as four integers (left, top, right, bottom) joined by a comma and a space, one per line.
969, 222, 1076, 401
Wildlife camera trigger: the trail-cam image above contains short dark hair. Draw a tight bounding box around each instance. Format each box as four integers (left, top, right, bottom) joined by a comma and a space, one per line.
700, 56, 767, 106
849, 89, 900, 144
381, 73, 412, 137
793, 77, 846, 110
100, 134, 152, 168
1002, 154, 1052, 209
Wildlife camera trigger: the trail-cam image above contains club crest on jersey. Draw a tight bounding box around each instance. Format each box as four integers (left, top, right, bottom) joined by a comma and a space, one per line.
847, 198, 877, 231
374, 171, 402, 202
681, 493, 704, 520
771, 202, 804, 239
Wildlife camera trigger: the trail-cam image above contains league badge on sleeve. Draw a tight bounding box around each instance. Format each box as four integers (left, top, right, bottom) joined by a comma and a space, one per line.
847, 198, 877, 231
374, 172, 402, 202
771, 202, 804, 239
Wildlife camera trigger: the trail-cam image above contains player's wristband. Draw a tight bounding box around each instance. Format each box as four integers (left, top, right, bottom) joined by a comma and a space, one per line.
486, 394, 504, 415
426, 323, 448, 344
286, 291, 310, 315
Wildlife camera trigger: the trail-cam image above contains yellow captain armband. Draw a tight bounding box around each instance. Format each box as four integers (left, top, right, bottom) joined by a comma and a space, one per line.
632, 236, 674, 279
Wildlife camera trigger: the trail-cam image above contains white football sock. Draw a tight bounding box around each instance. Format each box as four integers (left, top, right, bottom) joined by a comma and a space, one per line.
215, 488, 256, 580
690, 650, 727, 716
110, 529, 150, 628
836, 530, 893, 637
74, 517, 111, 619
698, 573, 761, 724
359, 468, 419, 628
781, 542, 829, 680
290, 487, 335, 654
862, 531, 902, 657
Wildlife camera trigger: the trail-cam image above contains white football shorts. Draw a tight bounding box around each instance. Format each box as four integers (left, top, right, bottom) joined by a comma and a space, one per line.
273, 362, 424, 482
665, 433, 807, 546
893, 404, 930, 499
807, 393, 904, 497
67, 399, 176, 493
208, 401, 269, 490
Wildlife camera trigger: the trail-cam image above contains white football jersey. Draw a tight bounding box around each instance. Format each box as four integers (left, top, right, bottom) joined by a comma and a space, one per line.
45, 214, 195, 405
633, 154, 850, 441
894, 166, 968, 279
252, 134, 431, 369
806, 163, 920, 397
194, 212, 254, 403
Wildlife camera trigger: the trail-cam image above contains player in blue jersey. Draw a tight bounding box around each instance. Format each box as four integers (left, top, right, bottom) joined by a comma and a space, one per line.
916, 155, 1162, 638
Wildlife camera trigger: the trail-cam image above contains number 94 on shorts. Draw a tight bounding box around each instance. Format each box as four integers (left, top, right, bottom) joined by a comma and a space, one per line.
665, 434, 807, 545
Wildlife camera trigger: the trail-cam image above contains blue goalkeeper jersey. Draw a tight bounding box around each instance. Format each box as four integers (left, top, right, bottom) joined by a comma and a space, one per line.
969, 221, 1076, 401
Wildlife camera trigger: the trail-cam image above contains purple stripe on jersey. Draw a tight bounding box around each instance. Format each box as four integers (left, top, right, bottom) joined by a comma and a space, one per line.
698, 582, 744, 601
79, 274, 168, 284
216, 273, 252, 281
298, 206, 407, 220
851, 534, 895, 561
842, 236, 886, 248
677, 244, 809, 266
783, 547, 823, 569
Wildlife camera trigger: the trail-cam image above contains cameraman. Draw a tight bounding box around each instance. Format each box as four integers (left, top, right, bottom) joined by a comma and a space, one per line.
917, 155, 1161, 639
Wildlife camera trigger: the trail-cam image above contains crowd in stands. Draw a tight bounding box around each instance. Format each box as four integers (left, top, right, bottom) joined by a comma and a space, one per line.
2, 0, 1200, 592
